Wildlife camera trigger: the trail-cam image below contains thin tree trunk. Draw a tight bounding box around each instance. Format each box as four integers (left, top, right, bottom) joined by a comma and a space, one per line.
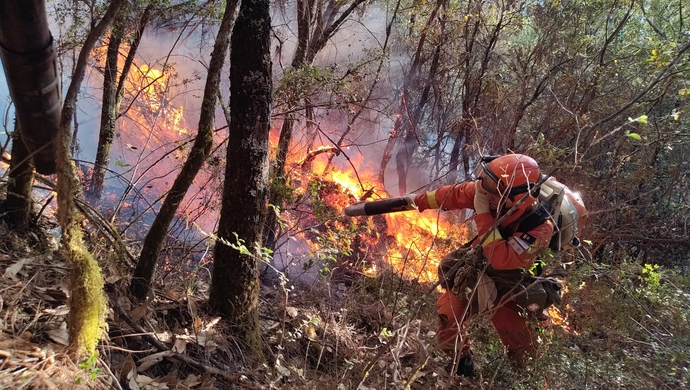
209, 0, 272, 360
302, 98, 316, 171
88, 5, 152, 201
378, 110, 404, 186
395, 41, 443, 194
261, 0, 310, 250
323, 0, 402, 173
262, 114, 293, 250
447, 122, 470, 184
379, 0, 444, 191
0, 120, 34, 230
131, 0, 238, 300
55, 0, 125, 359
87, 17, 123, 202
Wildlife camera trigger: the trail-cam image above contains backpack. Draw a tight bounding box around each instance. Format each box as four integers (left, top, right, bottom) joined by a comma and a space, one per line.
498, 176, 586, 252
537, 177, 587, 251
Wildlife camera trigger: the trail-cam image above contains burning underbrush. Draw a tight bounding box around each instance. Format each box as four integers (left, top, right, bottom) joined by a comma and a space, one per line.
268, 155, 471, 288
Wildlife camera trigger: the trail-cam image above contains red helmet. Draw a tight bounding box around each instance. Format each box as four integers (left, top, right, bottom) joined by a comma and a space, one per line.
479, 154, 541, 199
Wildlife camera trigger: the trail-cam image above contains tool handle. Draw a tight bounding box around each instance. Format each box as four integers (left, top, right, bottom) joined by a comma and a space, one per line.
344, 196, 416, 216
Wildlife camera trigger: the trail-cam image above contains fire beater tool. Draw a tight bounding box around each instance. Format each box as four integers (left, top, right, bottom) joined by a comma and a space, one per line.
344, 195, 417, 216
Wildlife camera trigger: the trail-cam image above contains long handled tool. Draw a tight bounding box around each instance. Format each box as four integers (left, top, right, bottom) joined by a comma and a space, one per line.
344, 195, 417, 216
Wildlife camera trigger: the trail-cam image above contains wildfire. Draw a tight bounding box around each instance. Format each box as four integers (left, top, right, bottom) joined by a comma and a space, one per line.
547, 304, 578, 335
270, 131, 469, 284
91, 43, 470, 283
91, 46, 222, 222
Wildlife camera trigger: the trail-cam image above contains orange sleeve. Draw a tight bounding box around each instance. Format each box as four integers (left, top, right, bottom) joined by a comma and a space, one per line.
414, 182, 475, 212
481, 220, 555, 270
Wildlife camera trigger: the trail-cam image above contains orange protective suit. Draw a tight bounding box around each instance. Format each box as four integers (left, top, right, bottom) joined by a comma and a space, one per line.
414, 181, 554, 361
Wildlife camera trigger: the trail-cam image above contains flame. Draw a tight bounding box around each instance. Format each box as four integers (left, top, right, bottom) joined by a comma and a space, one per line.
547, 304, 578, 335
92, 45, 469, 282
88, 45, 224, 231
270, 133, 469, 283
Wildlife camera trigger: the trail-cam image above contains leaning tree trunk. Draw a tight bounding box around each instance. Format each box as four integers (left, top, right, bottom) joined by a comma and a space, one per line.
130, 0, 238, 300
55, 0, 125, 358
0, 120, 34, 230
209, 0, 272, 360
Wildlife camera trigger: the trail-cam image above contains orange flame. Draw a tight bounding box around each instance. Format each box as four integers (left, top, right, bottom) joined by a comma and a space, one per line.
272, 134, 469, 283
90, 46, 224, 231
547, 304, 578, 335
96, 46, 469, 281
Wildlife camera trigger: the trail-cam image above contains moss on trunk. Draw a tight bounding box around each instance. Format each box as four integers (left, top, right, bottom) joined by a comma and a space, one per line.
57, 134, 108, 357
0, 122, 34, 229
54, 0, 126, 358
64, 229, 106, 356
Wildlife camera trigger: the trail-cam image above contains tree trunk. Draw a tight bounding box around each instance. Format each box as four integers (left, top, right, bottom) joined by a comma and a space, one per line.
322, 1, 402, 173
209, 0, 271, 360
87, 18, 123, 202
54, 0, 125, 359
394, 41, 443, 194
262, 114, 293, 250
379, 0, 444, 192
447, 121, 470, 184
0, 0, 61, 175
88, 6, 152, 202
130, 0, 238, 300
378, 111, 402, 186
0, 120, 34, 230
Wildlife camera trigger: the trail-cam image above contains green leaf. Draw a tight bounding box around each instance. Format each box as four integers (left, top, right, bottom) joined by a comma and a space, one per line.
627, 132, 641, 140
114, 158, 130, 168
628, 115, 648, 125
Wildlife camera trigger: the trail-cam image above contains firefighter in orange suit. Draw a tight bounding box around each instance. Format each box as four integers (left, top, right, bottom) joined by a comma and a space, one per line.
413, 154, 554, 377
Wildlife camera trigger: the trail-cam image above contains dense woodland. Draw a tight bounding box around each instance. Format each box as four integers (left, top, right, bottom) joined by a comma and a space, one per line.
0, 0, 689, 388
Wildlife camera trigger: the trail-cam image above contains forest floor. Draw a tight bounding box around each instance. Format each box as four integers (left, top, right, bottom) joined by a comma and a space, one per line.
0, 218, 689, 389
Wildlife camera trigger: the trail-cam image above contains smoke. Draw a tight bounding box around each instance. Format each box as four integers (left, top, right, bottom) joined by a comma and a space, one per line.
0, 3, 441, 282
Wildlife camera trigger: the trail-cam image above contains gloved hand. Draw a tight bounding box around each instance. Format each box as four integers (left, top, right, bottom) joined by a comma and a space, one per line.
402, 193, 417, 209
474, 181, 491, 214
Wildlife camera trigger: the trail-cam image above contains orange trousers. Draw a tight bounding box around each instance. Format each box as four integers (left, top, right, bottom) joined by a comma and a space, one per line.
436, 290, 537, 361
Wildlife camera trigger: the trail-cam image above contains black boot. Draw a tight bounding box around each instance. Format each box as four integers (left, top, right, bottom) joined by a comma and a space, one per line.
455, 352, 474, 377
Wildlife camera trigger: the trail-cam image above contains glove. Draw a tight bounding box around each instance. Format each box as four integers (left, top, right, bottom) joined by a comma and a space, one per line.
474, 181, 491, 214
402, 193, 416, 209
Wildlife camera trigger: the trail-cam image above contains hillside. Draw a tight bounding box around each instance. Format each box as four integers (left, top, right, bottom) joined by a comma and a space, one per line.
0, 211, 688, 389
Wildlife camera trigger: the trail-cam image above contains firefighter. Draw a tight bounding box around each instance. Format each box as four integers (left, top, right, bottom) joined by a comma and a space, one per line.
412, 154, 554, 377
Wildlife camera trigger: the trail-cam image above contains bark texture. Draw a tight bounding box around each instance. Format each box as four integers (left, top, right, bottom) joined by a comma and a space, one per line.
209, 0, 272, 359
88, 5, 152, 201
0, 122, 34, 229
88, 17, 122, 201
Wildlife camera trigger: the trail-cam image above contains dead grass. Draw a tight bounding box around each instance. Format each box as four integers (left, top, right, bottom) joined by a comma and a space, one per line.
0, 331, 109, 389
